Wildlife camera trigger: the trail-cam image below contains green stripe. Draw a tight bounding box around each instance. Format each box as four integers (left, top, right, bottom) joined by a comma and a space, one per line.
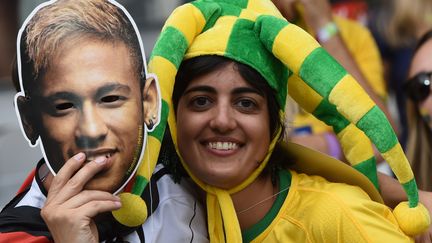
353, 157, 379, 190
191, 1, 222, 32
209, 0, 248, 8
402, 179, 419, 207
255, 15, 288, 57
150, 26, 188, 69
300, 48, 347, 98
242, 169, 291, 242
356, 106, 398, 153
312, 99, 350, 134
226, 18, 289, 107
132, 175, 148, 195
254, 15, 291, 106
219, 2, 242, 17
149, 100, 169, 142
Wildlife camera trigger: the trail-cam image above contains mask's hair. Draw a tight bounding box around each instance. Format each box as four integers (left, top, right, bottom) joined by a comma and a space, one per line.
21, 0, 144, 94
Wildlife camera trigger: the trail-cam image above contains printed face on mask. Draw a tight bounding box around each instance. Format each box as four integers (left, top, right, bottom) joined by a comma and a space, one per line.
17, 38, 159, 193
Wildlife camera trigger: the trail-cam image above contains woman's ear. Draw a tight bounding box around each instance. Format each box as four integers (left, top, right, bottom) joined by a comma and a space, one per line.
16, 95, 39, 146
142, 76, 160, 131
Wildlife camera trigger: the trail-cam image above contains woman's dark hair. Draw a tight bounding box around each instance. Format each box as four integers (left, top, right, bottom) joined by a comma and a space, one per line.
162, 55, 286, 183
173, 55, 283, 141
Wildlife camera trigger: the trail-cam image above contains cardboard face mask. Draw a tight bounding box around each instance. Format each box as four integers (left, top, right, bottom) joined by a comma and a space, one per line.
14, 0, 161, 195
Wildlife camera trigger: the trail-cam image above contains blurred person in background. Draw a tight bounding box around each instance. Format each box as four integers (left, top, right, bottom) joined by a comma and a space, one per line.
368, 0, 432, 148
404, 30, 432, 193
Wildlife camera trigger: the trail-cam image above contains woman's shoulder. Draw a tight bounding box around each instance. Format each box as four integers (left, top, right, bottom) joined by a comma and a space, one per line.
286, 170, 380, 218
291, 171, 378, 210
291, 170, 371, 200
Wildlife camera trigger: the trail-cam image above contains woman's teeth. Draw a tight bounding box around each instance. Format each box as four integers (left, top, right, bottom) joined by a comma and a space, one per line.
207, 142, 238, 150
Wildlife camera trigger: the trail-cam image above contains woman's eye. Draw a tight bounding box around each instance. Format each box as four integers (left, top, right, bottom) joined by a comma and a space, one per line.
235, 98, 257, 111
55, 102, 74, 110
190, 96, 212, 109
101, 95, 121, 103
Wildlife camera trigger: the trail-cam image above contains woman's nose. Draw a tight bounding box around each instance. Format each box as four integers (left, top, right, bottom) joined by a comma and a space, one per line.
209, 103, 236, 133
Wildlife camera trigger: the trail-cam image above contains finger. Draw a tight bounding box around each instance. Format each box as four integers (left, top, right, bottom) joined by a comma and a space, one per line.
76, 200, 122, 219
47, 153, 86, 196
48, 156, 108, 204
63, 190, 120, 209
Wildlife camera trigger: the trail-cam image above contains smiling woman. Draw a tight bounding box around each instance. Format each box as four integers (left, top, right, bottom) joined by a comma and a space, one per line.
164, 54, 413, 242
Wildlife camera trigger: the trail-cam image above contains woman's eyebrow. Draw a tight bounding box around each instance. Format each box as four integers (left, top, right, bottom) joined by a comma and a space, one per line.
232, 87, 264, 97
183, 85, 215, 95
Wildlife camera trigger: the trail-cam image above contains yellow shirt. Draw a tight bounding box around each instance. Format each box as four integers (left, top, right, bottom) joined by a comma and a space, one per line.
293, 16, 386, 134
244, 170, 412, 243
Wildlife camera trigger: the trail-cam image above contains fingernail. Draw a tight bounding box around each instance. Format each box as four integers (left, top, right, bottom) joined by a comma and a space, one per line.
114, 201, 122, 207
94, 156, 107, 164
74, 152, 85, 161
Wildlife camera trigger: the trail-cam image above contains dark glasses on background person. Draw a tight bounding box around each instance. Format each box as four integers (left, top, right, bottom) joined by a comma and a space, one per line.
404, 71, 432, 102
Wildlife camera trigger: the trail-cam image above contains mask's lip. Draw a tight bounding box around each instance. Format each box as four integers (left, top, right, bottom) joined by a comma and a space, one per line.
82, 148, 118, 162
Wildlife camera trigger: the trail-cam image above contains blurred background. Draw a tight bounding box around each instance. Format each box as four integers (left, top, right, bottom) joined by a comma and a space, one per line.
2, 0, 431, 207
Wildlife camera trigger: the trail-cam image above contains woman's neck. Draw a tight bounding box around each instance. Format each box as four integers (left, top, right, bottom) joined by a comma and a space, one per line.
231, 174, 278, 230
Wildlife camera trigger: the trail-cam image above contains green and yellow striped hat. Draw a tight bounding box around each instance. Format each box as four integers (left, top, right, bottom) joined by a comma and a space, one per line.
148, 0, 429, 239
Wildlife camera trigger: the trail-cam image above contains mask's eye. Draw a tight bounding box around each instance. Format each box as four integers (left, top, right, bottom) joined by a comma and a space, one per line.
55, 102, 74, 110
101, 95, 121, 103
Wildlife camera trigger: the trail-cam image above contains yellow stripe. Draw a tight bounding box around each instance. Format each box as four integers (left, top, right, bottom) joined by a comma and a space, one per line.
288, 75, 322, 113
382, 143, 413, 184
273, 24, 320, 74
207, 194, 225, 242
168, 103, 177, 146
329, 75, 375, 124
163, 3, 206, 45
246, 0, 284, 18
138, 136, 161, 180
337, 124, 374, 165
148, 56, 177, 103
185, 16, 237, 59
217, 190, 242, 242
239, 8, 258, 21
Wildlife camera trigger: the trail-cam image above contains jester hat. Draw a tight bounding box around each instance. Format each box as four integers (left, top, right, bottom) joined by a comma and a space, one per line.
148, 0, 429, 239
14, 0, 163, 228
